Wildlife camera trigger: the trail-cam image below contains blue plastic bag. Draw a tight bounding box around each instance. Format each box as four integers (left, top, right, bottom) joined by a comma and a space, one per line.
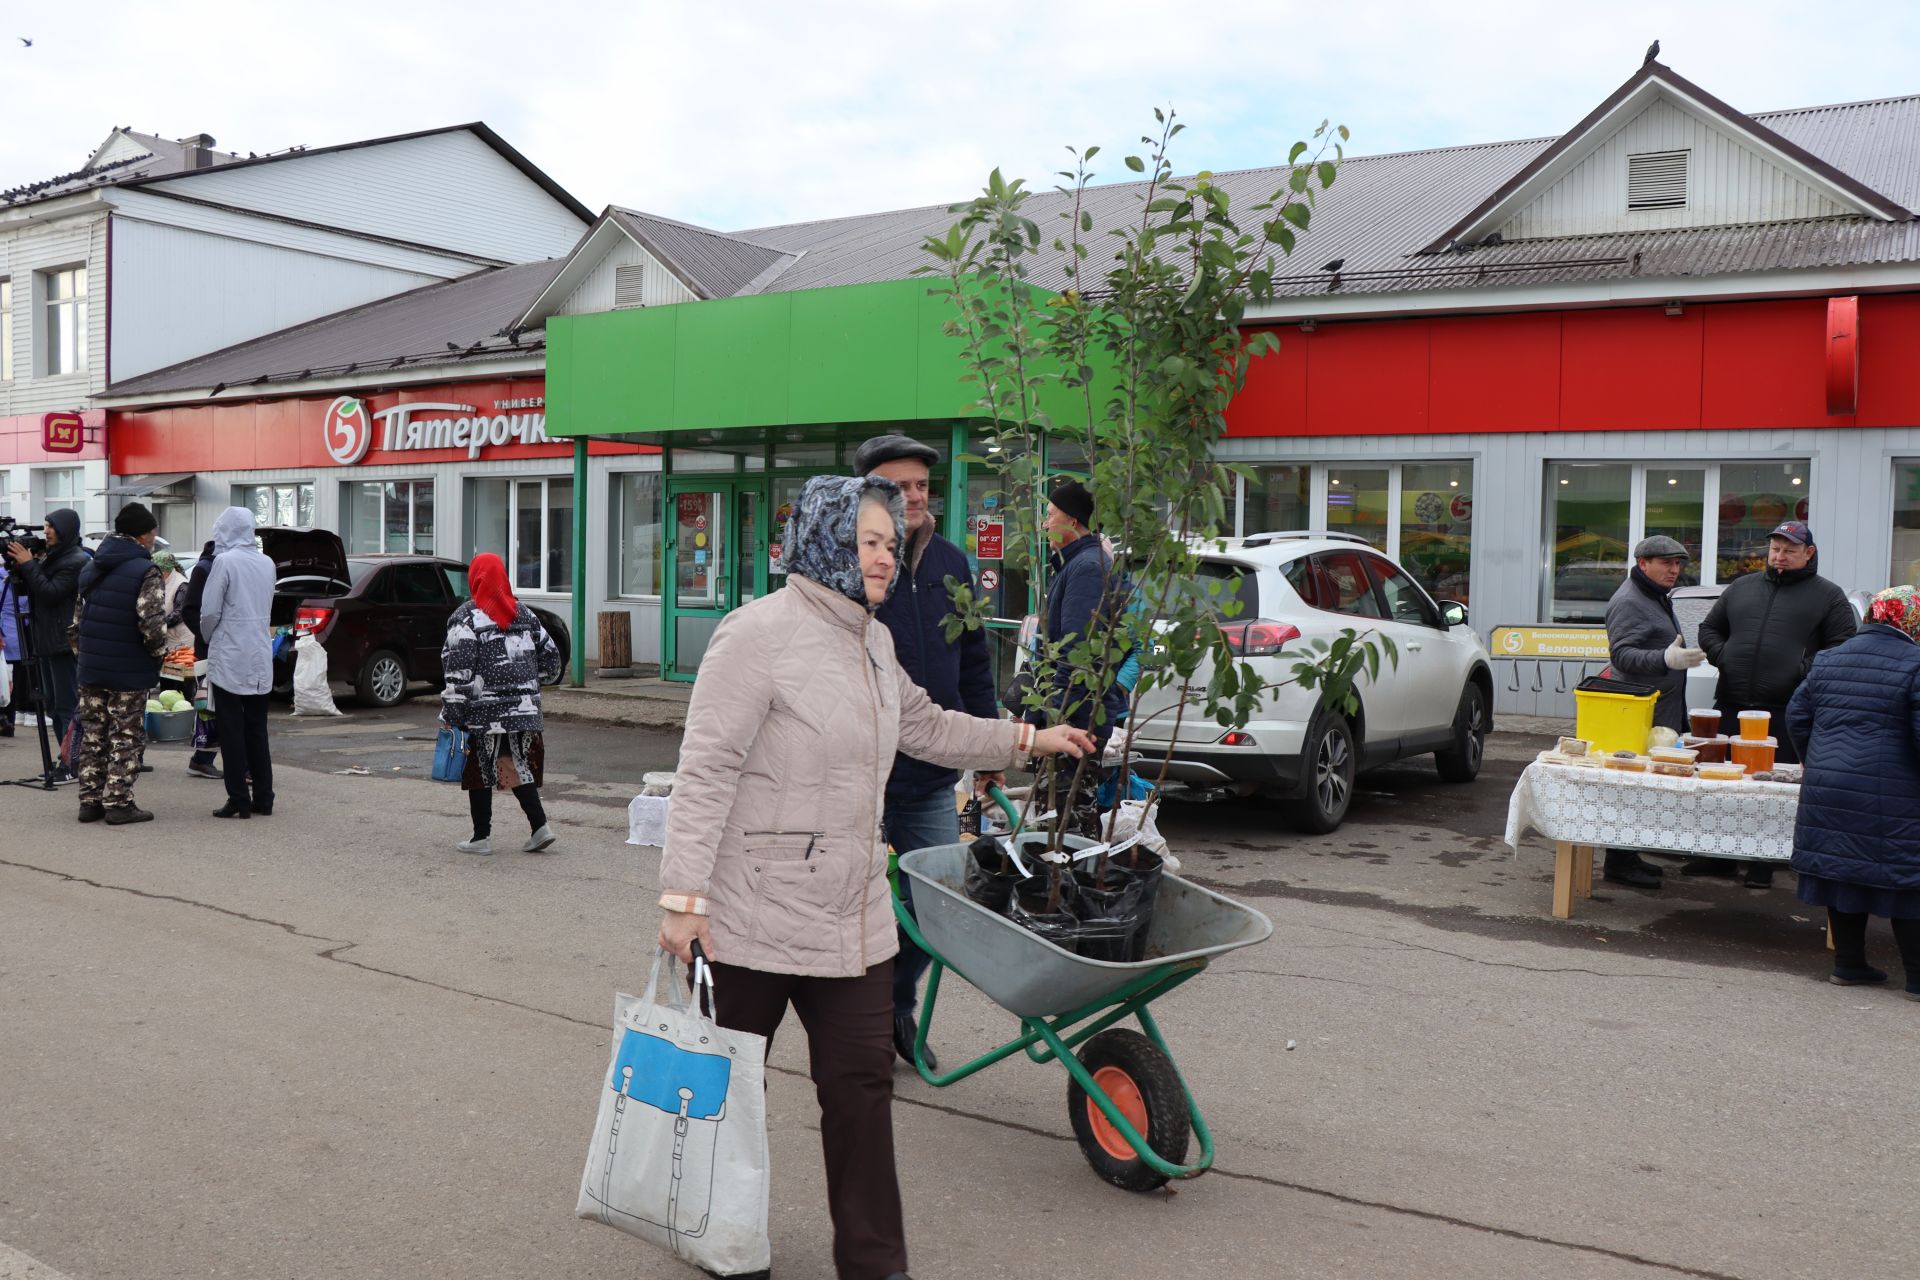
431, 725, 469, 783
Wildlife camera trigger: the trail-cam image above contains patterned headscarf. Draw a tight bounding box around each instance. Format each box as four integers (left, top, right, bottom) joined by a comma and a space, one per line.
1868, 586, 1920, 640
151, 549, 180, 576
785, 474, 905, 610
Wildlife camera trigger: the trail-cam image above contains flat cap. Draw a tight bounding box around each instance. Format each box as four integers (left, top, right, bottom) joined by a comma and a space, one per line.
1632, 534, 1690, 560
852, 433, 940, 476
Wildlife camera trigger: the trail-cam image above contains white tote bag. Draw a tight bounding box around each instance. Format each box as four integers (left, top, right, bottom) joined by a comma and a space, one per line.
577, 948, 771, 1276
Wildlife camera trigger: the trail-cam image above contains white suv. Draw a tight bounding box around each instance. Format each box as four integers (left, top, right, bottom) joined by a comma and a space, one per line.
1128, 532, 1493, 833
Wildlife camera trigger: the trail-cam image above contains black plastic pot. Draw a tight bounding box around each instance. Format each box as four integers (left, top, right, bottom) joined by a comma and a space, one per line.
963, 835, 1024, 915
1010, 872, 1082, 954
1072, 849, 1165, 963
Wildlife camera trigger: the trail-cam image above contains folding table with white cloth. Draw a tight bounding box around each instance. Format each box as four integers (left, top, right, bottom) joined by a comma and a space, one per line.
1502, 759, 1803, 919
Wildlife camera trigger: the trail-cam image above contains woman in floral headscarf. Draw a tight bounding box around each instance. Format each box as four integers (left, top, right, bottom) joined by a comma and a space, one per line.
1787, 585, 1920, 998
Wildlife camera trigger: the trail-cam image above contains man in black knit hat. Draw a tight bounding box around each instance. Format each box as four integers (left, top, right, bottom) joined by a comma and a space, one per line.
1036, 478, 1128, 746
72, 502, 170, 824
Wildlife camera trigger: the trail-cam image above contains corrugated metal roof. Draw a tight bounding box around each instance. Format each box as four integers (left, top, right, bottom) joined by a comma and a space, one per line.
609, 208, 797, 299
725, 92, 1920, 298
2, 128, 245, 205
109, 258, 562, 397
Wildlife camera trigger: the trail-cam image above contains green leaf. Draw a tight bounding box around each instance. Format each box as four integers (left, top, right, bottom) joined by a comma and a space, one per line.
1318, 161, 1337, 188
1288, 141, 1308, 164
1125, 155, 1146, 173
1280, 203, 1311, 228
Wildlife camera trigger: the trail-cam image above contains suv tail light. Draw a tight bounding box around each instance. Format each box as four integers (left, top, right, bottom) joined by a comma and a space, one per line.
293, 606, 334, 637
1220, 620, 1301, 656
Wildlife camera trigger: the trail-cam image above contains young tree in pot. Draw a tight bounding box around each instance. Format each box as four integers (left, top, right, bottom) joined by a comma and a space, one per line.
923, 111, 1394, 936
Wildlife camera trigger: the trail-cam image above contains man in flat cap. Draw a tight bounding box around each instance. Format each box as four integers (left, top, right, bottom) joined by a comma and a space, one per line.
853, 433, 999, 1071
1599, 533, 1706, 889
1698, 520, 1856, 886
71, 502, 171, 824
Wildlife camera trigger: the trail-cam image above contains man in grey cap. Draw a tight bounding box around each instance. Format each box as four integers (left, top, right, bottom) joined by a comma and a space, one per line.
1599, 534, 1706, 888
853, 432, 1000, 1072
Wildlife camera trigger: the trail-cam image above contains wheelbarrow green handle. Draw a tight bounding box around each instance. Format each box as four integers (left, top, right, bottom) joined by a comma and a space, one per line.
985, 782, 1022, 835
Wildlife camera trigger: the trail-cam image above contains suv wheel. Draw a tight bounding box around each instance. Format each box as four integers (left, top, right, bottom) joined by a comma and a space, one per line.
1286, 708, 1355, 833
1434, 682, 1487, 783
356, 649, 408, 708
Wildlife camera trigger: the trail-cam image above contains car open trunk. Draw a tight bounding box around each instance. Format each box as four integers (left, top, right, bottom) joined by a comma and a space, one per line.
256, 527, 354, 627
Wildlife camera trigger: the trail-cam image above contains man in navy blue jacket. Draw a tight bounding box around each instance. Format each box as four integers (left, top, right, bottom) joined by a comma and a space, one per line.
855, 434, 1000, 1072
1038, 478, 1129, 745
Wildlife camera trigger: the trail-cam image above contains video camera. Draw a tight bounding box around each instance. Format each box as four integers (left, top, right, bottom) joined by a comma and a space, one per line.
0, 514, 48, 558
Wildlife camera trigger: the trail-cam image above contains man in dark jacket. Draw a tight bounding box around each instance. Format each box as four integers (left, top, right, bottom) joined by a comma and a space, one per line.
1037, 478, 1129, 742
72, 503, 170, 825
1698, 519, 1856, 885
177, 540, 223, 778
1600, 535, 1707, 889
4, 507, 86, 755
854, 433, 999, 1071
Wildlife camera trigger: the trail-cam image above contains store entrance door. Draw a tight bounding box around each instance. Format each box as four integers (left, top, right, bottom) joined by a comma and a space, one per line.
663, 478, 768, 681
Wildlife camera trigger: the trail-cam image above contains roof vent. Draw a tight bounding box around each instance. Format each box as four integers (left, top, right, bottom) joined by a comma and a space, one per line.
1627, 149, 1689, 211
175, 133, 218, 169
613, 264, 647, 310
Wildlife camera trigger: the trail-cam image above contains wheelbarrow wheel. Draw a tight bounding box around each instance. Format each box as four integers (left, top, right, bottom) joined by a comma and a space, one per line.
1066, 1028, 1190, 1192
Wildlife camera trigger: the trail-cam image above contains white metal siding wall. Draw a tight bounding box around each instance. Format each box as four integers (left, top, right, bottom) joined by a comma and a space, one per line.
0, 213, 107, 415
137, 132, 587, 264
554, 237, 699, 315
108, 218, 439, 380
1217, 425, 1920, 718
107, 190, 491, 278
1505, 98, 1850, 239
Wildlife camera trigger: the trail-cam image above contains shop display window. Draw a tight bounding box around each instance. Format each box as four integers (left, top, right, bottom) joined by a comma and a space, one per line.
1546, 463, 1632, 624
1717, 461, 1808, 582
1643, 468, 1705, 587
613, 472, 663, 598
1242, 460, 1474, 606
1890, 463, 1920, 588
463, 476, 572, 593
1398, 462, 1473, 606
42, 468, 81, 501
234, 482, 313, 529
1245, 464, 1309, 536
343, 479, 433, 554
1325, 468, 1389, 550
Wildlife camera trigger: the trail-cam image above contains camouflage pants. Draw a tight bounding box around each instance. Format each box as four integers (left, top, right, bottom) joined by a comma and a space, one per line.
77, 685, 148, 808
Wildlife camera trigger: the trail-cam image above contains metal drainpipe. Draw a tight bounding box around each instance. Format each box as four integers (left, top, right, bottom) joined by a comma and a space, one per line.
571, 436, 588, 687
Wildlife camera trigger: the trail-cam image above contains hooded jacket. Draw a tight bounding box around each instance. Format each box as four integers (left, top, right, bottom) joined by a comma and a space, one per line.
1698, 557, 1856, 710
13, 508, 84, 658
1604, 568, 1688, 733
874, 520, 998, 802
1787, 624, 1920, 891
660, 475, 1025, 978
76, 533, 168, 690
199, 508, 277, 696
1038, 532, 1130, 739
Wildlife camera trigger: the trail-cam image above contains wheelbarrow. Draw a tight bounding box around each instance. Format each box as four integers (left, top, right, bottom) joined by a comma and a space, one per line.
890, 794, 1272, 1192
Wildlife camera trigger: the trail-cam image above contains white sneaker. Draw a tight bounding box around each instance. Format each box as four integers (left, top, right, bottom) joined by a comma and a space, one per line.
523, 824, 556, 853
456, 837, 493, 856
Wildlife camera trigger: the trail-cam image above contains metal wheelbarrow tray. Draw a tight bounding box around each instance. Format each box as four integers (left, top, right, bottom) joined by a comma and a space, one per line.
893, 843, 1273, 1190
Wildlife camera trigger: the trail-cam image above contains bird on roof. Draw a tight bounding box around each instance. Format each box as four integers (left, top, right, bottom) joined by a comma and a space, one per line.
446, 342, 462, 353
1321, 257, 1345, 273
1645, 39, 1660, 64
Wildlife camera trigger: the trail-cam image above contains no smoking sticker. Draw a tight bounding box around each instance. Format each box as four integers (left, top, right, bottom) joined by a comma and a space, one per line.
979, 568, 1001, 591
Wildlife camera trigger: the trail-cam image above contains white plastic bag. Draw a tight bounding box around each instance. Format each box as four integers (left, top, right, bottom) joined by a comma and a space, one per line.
578, 951, 771, 1275
1110, 798, 1178, 870
626, 794, 671, 847
289, 633, 342, 717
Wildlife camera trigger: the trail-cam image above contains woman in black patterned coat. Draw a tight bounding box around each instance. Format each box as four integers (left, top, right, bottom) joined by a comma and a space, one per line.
440, 552, 564, 855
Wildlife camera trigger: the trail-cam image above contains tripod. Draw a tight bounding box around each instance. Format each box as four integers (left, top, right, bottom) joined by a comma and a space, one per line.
1, 570, 63, 790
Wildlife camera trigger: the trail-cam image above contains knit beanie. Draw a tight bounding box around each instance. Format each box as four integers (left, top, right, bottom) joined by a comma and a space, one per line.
1049, 478, 1095, 528
114, 502, 158, 537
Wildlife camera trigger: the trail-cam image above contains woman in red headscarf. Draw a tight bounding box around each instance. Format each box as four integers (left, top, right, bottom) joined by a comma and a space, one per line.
440, 552, 564, 854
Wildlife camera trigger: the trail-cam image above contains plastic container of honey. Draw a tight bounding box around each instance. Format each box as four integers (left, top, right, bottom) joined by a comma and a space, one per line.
1729, 736, 1777, 772
1738, 710, 1772, 741
1683, 735, 1730, 764
1696, 762, 1747, 781
1603, 752, 1651, 773
1648, 746, 1699, 767
1689, 709, 1722, 737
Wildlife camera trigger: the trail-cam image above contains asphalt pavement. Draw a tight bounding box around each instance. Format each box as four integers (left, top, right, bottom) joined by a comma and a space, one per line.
3, 704, 1917, 1280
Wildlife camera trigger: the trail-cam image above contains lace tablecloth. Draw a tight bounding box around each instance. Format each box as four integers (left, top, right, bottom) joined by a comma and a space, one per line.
1503, 760, 1802, 862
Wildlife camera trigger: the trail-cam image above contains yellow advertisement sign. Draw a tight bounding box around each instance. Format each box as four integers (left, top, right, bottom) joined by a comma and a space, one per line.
1489, 626, 1612, 660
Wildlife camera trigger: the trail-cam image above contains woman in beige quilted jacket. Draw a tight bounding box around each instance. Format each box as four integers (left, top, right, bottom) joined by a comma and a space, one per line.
657, 474, 1092, 1280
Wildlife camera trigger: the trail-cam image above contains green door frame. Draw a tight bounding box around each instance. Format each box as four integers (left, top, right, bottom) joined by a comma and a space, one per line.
661, 473, 771, 681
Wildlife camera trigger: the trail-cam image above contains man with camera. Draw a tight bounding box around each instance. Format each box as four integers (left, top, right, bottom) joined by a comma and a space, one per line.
4, 508, 86, 762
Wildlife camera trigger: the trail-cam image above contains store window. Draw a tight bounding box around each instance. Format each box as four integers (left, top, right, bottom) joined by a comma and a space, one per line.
0, 469, 10, 519
1893, 463, 1920, 588
1245, 464, 1309, 535
343, 479, 434, 554
43, 468, 81, 501
42, 267, 87, 376
463, 476, 572, 592
234, 482, 314, 529
1717, 461, 1808, 583
1244, 460, 1475, 606
612, 472, 663, 597
1, 279, 12, 381
1543, 459, 1809, 622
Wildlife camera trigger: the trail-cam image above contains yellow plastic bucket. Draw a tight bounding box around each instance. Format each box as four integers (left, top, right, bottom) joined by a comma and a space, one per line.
1575, 687, 1660, 755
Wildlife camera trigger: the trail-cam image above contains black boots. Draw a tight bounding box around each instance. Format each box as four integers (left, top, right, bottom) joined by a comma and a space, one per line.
893, 1013, 938, 1072
1603, 850, 1663, 890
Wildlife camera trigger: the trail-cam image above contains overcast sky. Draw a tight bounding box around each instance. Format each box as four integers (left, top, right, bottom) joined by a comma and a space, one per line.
6, 2, 1917, 233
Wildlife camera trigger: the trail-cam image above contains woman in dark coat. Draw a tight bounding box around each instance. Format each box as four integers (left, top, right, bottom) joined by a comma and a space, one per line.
1787, 586, 1920, 996
440, 552, 563, 855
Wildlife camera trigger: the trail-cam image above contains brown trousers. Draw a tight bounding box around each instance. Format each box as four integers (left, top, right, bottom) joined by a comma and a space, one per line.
709, 958, 904, 1280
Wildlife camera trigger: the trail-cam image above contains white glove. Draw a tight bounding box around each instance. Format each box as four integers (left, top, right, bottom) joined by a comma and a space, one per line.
1664, 635, 1708, 670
